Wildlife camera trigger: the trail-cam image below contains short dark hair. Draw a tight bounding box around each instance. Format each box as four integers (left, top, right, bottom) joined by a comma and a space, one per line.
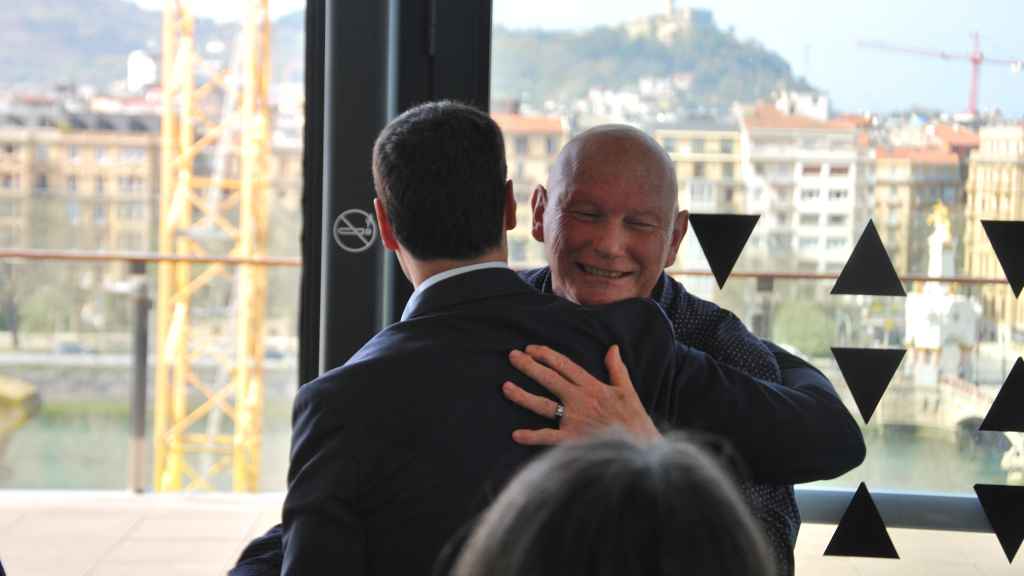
372, 101, 508, 260
454, 430, 774, 576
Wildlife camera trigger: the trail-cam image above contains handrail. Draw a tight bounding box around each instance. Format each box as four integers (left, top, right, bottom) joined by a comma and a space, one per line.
0, 250, 1010, 286
0, 249, 302, 267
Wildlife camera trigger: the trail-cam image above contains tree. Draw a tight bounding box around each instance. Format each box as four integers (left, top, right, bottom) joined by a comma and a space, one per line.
771, 300, 835, 358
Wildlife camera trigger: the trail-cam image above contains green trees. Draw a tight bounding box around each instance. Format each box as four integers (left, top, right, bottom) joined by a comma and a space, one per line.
492, 24, 810, 110
772, 300, 836, 358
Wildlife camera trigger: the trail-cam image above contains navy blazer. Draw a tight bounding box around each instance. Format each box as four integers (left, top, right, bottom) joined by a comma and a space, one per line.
277, 268, 862, 575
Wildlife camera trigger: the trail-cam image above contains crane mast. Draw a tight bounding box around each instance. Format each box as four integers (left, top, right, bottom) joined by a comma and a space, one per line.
154, 0, 271, 492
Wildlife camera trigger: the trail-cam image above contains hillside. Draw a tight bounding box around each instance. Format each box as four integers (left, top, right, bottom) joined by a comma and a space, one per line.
0, 0, 302, 88
493, 23, 811, 110
0, 3, 803, 110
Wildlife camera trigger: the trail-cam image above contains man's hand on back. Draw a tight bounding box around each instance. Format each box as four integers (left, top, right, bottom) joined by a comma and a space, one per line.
502, 344, 661, 444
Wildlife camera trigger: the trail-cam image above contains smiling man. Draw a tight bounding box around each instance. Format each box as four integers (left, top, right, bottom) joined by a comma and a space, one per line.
520, 124, 801, 575
534, 125, 687, 306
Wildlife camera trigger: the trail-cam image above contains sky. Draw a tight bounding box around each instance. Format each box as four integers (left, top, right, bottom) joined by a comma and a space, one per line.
132, 0, 1023, 117
493, 0, 1024, 117
131, 0, 306, 22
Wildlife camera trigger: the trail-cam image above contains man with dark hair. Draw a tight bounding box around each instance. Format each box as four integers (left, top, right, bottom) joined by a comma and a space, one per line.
237, 102, 864, 576
372, 102, 508, 260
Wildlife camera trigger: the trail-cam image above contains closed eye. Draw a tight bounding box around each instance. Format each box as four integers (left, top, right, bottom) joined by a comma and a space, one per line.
627, 220, 658, 230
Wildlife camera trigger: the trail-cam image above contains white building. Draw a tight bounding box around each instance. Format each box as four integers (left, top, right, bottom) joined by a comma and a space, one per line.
126, 50, 158, 94
736, 103, 874, 274
904, 205, 982, 386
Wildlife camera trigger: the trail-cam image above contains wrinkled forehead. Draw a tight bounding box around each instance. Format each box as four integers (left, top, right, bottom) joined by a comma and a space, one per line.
552, 130, 677, 211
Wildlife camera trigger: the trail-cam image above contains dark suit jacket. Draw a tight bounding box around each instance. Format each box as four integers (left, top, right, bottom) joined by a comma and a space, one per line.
278, 267, 862, 575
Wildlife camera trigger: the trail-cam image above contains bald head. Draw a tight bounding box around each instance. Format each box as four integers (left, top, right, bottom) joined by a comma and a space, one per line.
548, 124, 678, 213
530, 124, 687, 306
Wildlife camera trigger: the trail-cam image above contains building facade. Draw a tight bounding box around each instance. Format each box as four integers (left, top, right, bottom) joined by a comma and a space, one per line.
737, 103, 874, 275
0, 112, 160, 259
964, 125, 1024, 342
653, 120, 743, 298
492, 112, 567, 268
874, 147, 963, 276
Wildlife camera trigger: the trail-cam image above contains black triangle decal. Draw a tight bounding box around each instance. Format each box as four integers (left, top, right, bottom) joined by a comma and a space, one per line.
980, 357, 1024, 432
824, 482, 899, 559
687, 214, 759, 289
981, 220, 1024, 298
831, 347, 905, 424
974, 484, 1024, 563
832, 220, 905, 296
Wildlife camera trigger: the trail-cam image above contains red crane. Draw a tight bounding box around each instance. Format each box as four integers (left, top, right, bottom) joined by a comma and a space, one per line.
859, 33, 1023, 116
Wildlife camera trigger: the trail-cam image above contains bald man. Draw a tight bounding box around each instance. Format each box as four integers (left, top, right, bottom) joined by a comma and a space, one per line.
517, 125, 828, 574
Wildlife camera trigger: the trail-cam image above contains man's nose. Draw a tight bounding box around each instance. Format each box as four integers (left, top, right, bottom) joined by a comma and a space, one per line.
592, 221, 628, 259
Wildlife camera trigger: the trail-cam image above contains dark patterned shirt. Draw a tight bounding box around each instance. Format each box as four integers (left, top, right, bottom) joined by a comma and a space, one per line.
520, 267, 799, 576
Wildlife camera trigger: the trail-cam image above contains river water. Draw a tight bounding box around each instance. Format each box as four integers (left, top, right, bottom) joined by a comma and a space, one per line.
1, 402, 1019, 494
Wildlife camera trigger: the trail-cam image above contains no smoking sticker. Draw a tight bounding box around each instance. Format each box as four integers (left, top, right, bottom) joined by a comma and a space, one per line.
333, 209, 377, 253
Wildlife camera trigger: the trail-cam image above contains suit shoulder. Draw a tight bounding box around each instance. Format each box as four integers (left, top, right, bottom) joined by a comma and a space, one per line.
294, 353, 385, 413
587, 297, 675, 349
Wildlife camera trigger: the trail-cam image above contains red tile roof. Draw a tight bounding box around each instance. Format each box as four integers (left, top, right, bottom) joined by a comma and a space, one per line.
742, 103, 854, 131
930, 123, 980, 148
875, 146, 959, 164
491, 113, 564, 134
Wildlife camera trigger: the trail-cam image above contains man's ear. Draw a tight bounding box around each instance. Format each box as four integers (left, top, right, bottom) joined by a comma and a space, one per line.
530, 185, 547, 242
373, 198, 399, 251
503, 179, 516, 231
664, 209, 688, 267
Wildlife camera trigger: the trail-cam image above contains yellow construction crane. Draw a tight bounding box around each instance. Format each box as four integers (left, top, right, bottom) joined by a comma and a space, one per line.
154, 0, 271, 491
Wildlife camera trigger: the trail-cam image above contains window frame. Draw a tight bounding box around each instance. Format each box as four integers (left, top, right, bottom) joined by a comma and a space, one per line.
309, 0, 1000, 535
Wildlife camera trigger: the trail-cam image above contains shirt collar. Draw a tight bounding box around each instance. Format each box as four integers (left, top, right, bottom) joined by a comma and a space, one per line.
401, 261, 510, 321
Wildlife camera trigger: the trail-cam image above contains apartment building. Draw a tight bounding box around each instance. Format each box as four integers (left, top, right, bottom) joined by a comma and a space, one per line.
492, 112, 567, 268
737, 103, 874, 274
964, 125, 1024, 342
0, 111, 160, 259
653, 119, 743, 297
874, 147, 963, 276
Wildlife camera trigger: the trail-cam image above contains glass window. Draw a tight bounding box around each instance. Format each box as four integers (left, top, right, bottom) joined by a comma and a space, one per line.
723, 163, 734, 179
799, 213, 819, 226
720, 139, 733, 154
828, 214, 847, 226
491, 6, 1019, 559
693, 162, 704, 177
0, 199, 18, 217
67, 200, 81, 225
515, 136, 528, 155
0, 0, 307, 497
0, 225, 16, 246
691, 138, 705, 153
